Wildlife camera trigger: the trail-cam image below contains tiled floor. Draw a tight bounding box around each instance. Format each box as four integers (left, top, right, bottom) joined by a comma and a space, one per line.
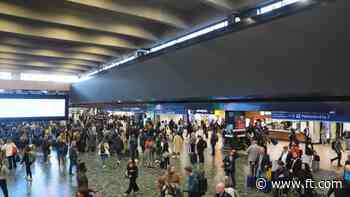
4, 137, 348, 197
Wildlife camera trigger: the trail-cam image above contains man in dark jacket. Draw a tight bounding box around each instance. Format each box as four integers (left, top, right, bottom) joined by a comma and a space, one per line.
223, 149, 239, 188
42, 136, 50, 164
112, 134, 124, 166
196, 136, 207, 163
210, 131, 219, 156
129, 134, 138, 160
184, 166, 200, 197
331, 137, 344, 167
87, 126, 97, 152
69, 144, 78, 175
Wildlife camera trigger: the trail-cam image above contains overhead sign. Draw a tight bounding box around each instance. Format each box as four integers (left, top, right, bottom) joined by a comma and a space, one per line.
272, 112, 332, 121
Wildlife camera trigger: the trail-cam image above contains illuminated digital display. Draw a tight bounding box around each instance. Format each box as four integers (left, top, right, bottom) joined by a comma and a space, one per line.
0, 98, 66, 119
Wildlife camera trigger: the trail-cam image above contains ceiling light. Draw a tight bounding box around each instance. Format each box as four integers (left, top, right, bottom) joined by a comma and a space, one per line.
234, 17, 241, 23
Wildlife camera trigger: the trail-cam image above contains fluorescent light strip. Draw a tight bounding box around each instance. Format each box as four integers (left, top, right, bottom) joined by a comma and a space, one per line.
150, 21, 228, 53
21, 73, 79, 83
81, 0, 309, 80
283, 0, 302, 6
82, 20, 229, 79
101, 55, 137, 71
257, 0, 302, 15
0, 72, 12, 80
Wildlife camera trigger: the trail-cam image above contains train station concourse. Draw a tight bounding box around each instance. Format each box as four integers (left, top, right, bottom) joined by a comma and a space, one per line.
0, 0, 349, 197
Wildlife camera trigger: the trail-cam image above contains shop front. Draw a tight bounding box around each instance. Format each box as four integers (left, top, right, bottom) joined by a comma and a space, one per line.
269, 111, 347, 144
223, 111, 247, 150
188, 109, 224, 125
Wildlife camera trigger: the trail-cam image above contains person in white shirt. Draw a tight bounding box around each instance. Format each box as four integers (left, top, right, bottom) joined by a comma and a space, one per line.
1, 140, 17, 170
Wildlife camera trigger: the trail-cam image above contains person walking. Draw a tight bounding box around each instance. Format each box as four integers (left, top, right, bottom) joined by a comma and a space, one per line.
87, 126, 97, 152
303, 138, 314, 170
2, 139, 17, 170
42, 135, 50, 164
77, 162, 95, 196
57, 134, 67, 167
196, 136, 207, 164
278, 146, 290, 165
331, 137, 344, 167
0, 158, 9, 197
189, 132, 197, 153
124, 160, 139, 196
255, 147, 270, 178
139, 130, 146, 153
98, 140, 110, 168
184, 166, 200, 197
246, 140, 260, 176
223, 149, 239, 188
113, 134, 124, 166
129, 134, 138, 160
157, 166, 182, 196
21, 146, 35, 181
173, 133, 183, 158
69, 144, 78, 175
210, 131, 219, 156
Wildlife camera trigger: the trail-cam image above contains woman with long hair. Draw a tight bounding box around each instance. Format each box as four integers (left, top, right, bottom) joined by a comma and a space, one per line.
21, 146, 35, 181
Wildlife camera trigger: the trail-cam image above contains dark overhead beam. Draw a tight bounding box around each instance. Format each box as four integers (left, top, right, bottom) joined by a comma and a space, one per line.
201, 0, 235, 10
0, 59, 90, 72
0, 64, 81, 75
0, 44, 110, 62
0, 36, 121, 57
0, 52, 100, 67
0, 17, 139, 50
0, 1, 158, 41
65, 0, 188, 29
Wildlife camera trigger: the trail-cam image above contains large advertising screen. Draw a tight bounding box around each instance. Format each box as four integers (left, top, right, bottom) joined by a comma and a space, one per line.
0, 95, 68, 121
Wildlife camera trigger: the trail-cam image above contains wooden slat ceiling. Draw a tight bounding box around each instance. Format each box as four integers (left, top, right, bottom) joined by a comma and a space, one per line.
0, 0, 261, 76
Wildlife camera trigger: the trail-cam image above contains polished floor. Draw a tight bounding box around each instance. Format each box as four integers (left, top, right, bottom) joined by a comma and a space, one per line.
4, 137, 348, 197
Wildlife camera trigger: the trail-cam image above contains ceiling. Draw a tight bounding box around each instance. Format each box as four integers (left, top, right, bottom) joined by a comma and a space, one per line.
0, 0, 262, 76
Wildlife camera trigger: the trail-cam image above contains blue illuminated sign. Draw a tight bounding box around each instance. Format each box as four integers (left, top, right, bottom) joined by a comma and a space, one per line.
272, 112, 332, 121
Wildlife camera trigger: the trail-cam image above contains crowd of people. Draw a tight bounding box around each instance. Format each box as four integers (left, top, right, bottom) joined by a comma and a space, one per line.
0, 112, 348, 197
0, 112, 222, 197
245, 121, 350, 197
